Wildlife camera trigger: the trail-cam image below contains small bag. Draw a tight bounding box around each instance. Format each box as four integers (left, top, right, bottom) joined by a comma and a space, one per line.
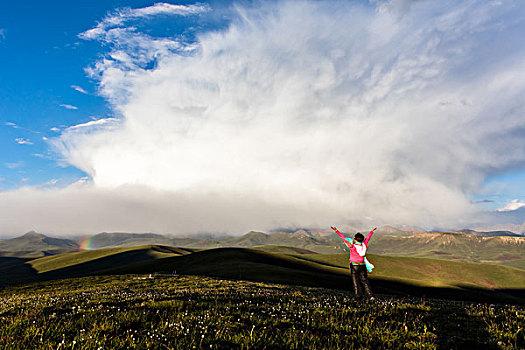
364, 257, 374, 272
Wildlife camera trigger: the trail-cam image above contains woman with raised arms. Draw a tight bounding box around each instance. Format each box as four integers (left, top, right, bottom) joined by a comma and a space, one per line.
331, 226, 376, 299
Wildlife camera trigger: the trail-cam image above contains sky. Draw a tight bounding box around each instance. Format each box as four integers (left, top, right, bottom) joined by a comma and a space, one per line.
1, 0, 525, 236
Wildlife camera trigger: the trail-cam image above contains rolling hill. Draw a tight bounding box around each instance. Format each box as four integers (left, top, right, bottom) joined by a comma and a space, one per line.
2, 245, 523, 303
368, 232, 525, 269
88, 232, 172, 249
2, 228, 524, 269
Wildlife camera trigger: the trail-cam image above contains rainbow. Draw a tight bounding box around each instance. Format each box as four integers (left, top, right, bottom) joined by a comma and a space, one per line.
79, 236, 94, 250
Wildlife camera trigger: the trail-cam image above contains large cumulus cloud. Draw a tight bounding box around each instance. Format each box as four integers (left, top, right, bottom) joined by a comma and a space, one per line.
3, 0, 525, 236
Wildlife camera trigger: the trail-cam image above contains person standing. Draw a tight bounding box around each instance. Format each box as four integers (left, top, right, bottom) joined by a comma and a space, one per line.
331, 226, 376, 299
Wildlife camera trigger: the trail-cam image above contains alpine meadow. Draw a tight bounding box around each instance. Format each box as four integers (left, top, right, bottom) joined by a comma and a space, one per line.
1, 0, 525, 349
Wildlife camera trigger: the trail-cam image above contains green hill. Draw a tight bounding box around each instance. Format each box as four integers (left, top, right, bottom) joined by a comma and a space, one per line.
88, 232, 172, 248
3, 230, 524, 271
295, 253, 525, 290
86, 230, 525, 269
29, 245, 194, 273
251, 245, 319, 254
2, 245, 523, 303
368, 232, 525, 269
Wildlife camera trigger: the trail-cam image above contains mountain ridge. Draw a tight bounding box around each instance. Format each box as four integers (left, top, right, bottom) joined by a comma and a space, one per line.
0, 231, 78, 252
1, 229, 523, 269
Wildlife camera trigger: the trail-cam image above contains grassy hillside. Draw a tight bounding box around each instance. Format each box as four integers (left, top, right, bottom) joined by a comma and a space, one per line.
251, 245, 319, 254
84, 231, 525, 269
0, 248, 78, 258
295, 253, 525, 289
368, 233, 525, 269
89, 232, 172, 249
2, 245, 523, 303
29, 245, 193, 273
3, 230, 524, 270
0, 275, 523, 349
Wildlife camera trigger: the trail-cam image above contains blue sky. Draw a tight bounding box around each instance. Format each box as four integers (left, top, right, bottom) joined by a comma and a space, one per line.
0, 0, 230, 190
1, 0, 525, 235
0, 1, 115, 188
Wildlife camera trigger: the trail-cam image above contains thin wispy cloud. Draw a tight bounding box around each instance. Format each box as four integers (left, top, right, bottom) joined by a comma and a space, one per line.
2, 0, 525, 236
59, 104, 78, 110
71, 85, 88, 94
472, 199, 494, 204
79, 2, 209, 102
80, 2, 209, 41
4, 121, 41, 134
15, 138, 33, 145
42, 179, 59, 187
4, 122, 19, 129
65, 118, 119, 130
5, 161, 24, 169
0, 29, 5, 41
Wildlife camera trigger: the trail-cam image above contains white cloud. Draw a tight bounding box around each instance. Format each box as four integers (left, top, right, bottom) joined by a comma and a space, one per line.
5, 161, 24, 169
78, 2, 209, 106
0, 184, 338, 235
50, 127, 60, 132
4, 122, 18, 129
2, 0, 525, 236
65, 118, 119, 130
80, 2, 209, 40
71, 85, 88, 94
0, 29, 5, 41
497, 199, 525, 212
59, 104, 78, 110
44, 179, 58, 186
15, 138, 32, 145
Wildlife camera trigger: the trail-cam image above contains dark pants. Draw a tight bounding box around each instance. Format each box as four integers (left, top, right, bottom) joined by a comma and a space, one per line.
350, 264, 372, 298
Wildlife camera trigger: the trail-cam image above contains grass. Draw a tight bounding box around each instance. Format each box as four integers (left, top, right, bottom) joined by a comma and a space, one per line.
2, 246, 524, 304
294, 253, 525, 289
369, 234, 525, 270
0, 274, 523, 349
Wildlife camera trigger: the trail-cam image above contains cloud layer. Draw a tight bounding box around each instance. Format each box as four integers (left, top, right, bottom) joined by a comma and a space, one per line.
2, 0, 525, 236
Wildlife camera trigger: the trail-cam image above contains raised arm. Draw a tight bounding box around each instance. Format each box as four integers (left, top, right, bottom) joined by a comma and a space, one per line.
363, 227, 377, 246
331, 226, 352, 248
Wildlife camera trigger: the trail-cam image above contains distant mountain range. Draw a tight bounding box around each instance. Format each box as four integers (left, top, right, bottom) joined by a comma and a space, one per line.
1, 227, 523, 269
89, 232, 171, 249
455, 229, 523, 237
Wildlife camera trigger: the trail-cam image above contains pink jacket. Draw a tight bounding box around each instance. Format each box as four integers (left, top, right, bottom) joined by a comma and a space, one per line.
335, 229, 374, 263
